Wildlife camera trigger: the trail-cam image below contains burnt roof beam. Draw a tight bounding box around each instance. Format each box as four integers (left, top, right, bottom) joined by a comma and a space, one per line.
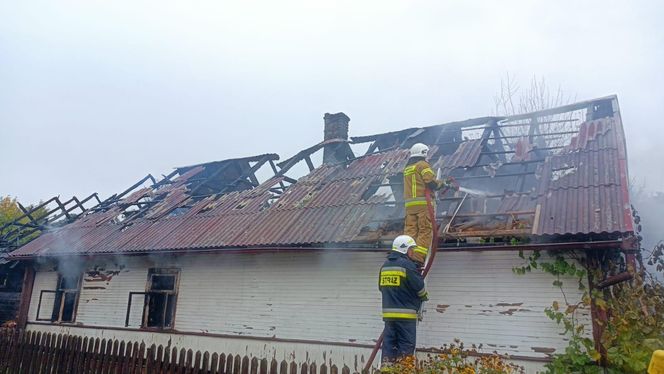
96, 174, 157, 209
188, 161, 236, 197
503, 95, 617, 122
213, 155, 275, 196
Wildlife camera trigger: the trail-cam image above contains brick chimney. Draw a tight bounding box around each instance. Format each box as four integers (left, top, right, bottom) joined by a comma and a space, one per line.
323, 113, 351, 164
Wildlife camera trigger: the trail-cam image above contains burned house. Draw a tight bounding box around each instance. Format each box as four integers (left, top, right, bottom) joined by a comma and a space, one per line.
6, 95, 637, 372
0, 195, 101, 325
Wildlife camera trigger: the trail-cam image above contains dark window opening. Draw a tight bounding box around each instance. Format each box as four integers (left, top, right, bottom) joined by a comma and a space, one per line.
51, 274, 81, 323
0, 273, 8, 288
143, 268, 179, 329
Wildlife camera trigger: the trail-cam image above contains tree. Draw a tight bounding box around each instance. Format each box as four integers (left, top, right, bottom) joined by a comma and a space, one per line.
0, 196, 48, 249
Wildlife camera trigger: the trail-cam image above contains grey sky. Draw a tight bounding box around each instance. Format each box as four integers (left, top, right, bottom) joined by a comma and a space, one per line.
1, 0, 663, 205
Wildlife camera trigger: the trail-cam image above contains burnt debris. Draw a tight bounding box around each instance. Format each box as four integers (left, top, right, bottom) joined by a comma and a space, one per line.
6, 95, 634, 258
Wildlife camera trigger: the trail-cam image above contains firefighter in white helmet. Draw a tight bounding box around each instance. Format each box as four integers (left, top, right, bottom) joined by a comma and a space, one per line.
378, 235, 428, 363
403, 143, 456, 265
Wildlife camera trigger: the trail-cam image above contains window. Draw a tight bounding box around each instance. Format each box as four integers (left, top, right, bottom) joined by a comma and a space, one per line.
51, 274, 81, 323
143, 268, 179, 329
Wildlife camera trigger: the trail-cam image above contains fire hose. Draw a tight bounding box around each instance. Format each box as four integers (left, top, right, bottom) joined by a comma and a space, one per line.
363, 188, 468, 372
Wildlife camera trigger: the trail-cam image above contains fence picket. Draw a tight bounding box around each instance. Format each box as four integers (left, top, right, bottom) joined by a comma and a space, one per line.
225, 354, 234, 374
233, 355, 242, 374
218, 353, 226, 374
69, 335, 80, 373
210, 353, 219, 374
36, 332, 50, 373
13, 330, 27, 373
146, 344, 156, 373
201, 351, 210, 374
250, 357, 259, 374
110, 339, 121, 374
168, 347, 179, 374
137, 342, 146, 374
77, 336, 89, 374
46, 333, 58, 373
0, 329, 348, 374
177, 348, 187, 374
185, 349, 194, 374
156, 344, 165, 374
241, 355, 250, 374
58, 333, 69, 374
26, 331, 39, 373
193, 350, 202, 374
101, 338, 113, 374
116, 341, 126, 374
0, 330, 6, 369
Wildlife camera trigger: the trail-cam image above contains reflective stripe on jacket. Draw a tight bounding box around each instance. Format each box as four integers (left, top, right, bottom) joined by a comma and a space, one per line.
403, 158, 437, 211
379, 252, 428, 320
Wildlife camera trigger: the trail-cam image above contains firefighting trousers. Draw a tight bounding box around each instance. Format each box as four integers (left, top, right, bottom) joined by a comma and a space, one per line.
404, 210, 432, 263
382, 320, 417, 362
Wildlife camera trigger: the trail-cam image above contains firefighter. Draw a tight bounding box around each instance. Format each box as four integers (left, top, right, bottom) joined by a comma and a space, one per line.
379, 235, 428, 364
403, 143, 455, 265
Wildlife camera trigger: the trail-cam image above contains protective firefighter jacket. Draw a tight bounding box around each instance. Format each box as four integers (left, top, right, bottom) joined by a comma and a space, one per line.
403, 158, 438, 214
403, 156, 442, 263
379, 252, 428, 320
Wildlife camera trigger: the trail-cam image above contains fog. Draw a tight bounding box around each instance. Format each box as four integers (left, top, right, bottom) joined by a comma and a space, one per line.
1, 1, 663, 208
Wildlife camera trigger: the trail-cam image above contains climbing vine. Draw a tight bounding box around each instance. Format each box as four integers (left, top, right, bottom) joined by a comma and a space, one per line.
513, 241, 664, 374
512, 249, 601, 373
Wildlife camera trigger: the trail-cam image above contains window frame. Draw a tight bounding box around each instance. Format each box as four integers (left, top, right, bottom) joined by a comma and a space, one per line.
141, 268, 180, 330
41, 273, 82, 323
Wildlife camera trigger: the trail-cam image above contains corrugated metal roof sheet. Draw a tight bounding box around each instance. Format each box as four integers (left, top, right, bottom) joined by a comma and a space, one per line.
433, 139, 483, 173
534, 117, 633, 235
9, 99, 634, 257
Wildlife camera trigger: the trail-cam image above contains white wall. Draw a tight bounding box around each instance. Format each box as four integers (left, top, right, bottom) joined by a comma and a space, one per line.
27, 250, 590, 373
421, 251, 592, 358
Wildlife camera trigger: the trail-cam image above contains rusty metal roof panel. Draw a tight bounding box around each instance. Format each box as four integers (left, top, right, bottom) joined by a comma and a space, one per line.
8, 230, 59, 257
536, 185, 629, 235
87, 221, 153, 253
153, 216, 221, 250
8, 98, 635, 258
534, 117, 633, 236
118, 219, 183, 252
189, 213, 261, 248
435, 139, 483, 173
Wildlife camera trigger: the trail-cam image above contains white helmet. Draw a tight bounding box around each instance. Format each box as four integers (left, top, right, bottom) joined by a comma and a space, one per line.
392, 235, 417, 254
409, 143, 429, 158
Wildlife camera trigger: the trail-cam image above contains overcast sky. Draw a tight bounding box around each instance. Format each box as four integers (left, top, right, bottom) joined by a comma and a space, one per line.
1, 0, 663, 206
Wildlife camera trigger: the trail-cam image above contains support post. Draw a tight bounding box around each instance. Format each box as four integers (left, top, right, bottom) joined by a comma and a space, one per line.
16, 264, 35, 328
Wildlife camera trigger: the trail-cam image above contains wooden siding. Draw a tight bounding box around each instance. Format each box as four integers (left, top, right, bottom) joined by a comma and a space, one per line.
28, 270, 57, 322
421, 251, 591, 357
26, 250, 589, 370
77, 262, 148, 328
175, 252, 383, 343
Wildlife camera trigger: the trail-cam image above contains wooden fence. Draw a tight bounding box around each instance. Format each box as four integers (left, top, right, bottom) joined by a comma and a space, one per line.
0, 329, 361, 374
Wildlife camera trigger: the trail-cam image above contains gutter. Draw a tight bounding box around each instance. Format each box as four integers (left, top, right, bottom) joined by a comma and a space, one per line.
7, 239, 625, 261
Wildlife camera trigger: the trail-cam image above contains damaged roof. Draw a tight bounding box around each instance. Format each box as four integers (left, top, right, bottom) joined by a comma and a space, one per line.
9, 96, 634, 258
